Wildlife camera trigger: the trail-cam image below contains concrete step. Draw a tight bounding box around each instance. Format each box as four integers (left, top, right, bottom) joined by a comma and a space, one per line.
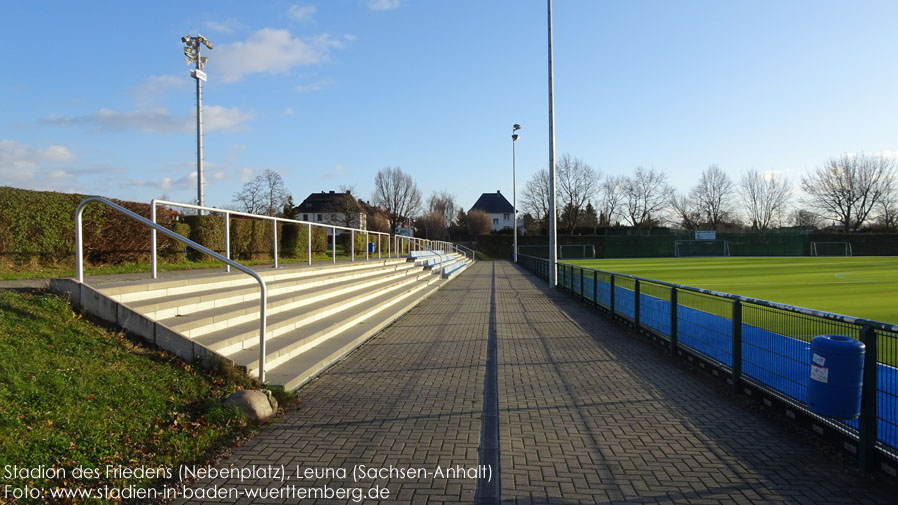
263, 282, 444, 390
132, 261, 420, 321
239, 276, 443, 381
190, 271, 431, 355
100, 258, 408, 304
159, 266, 426, 339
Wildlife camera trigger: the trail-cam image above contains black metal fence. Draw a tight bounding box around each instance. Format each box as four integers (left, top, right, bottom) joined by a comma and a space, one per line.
517, 254, 898, 474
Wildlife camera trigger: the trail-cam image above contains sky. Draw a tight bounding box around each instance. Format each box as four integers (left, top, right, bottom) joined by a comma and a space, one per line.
3, 0, 898, 214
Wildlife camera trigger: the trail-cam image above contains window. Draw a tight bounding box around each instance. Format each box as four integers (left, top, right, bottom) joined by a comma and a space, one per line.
492, 218, 499, 225
317, 214, 323, 221
303, 214, 309, 221
503, 214, 510, 220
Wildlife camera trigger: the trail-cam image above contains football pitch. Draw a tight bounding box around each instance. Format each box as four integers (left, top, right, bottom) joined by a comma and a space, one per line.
565, 256, 898, 325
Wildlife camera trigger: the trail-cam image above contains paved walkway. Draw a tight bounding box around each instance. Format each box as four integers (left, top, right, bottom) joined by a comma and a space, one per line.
177, 262, 895, 504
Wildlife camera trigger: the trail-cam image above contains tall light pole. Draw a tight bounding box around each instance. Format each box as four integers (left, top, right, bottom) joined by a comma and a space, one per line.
182, 34, 213, 214
512, 124, 521, 263
547, 0, 558, 287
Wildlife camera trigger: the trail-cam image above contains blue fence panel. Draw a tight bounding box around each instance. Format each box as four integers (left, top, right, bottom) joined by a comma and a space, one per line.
597, 280, 610, 309
741, 324, 811, 404
614, 286, 634, 319
639, 293, 671, 336
572, 268, 582, 296
583, 275, 595, 304
677, 305, 733, 367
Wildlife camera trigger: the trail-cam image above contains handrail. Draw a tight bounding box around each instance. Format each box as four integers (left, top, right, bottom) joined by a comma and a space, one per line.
151, 199, 393, 278
454, 244, 475, 261
518, 253, 898, 333
75, 196, 271, 383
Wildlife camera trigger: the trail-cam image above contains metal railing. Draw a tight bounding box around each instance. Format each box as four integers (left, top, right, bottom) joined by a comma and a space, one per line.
75, 196, 271, 383
517, 254, 898, 472
151, 200, 396, 278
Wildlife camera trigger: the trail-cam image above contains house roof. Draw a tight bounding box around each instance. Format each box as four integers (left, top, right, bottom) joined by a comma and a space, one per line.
295, 191, 363, 214
470, 191, 513, 214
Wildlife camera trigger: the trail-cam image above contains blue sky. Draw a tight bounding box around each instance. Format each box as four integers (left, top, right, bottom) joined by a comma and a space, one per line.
3, 0, 898, 213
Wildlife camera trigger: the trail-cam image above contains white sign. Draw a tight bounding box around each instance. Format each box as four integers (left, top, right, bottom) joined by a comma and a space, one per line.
191, 69, 207, 82
695, 230, 716, 240
810, 365, 829, 383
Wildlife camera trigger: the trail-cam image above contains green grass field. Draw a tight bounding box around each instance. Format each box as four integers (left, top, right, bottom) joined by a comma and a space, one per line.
566, 256, 898, 325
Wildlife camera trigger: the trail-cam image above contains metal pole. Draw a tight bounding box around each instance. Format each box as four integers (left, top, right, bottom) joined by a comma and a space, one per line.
224, 212, 231, 272
351, 230, 355, 262
332, 229, 336, 264
307, 225, 312, 266
195, 46, 204, 214
366, 231, 370, 261
150, 200, 158, 279
513, 132, 518, 263
547, 0, 558, 287
272, 219, 278, 269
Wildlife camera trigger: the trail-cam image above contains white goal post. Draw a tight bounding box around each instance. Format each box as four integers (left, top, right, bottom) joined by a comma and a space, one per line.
810, 241, 853, 256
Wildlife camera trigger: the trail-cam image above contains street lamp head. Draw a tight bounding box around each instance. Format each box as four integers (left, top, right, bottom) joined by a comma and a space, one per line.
513, 124, 521, 131
512, 134, 519, 142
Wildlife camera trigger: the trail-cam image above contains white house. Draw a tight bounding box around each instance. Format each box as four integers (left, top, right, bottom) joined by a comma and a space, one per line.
469, 191, 522, 232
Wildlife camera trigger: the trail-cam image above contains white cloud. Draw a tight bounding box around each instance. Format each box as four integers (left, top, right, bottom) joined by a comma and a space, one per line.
367, 0, 400, 11
295, 79, 334, 93
284, 107, 295, 116
204, 19, 241, 34
43, 106, 252, 134
288, 4, 316, 21
0, 139, 76, 190
213, 28, 349, 82
239, 168, 254, 183
132, 74, 188, 107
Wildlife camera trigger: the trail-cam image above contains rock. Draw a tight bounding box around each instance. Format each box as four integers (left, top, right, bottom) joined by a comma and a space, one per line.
223, 389, 278, 423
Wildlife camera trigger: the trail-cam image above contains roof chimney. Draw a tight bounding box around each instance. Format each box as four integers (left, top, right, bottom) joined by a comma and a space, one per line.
497, 190, 501, 194
329, 190, 335, 194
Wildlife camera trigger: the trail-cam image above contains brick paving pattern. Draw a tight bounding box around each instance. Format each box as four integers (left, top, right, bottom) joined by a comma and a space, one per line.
176, 261, 895, 504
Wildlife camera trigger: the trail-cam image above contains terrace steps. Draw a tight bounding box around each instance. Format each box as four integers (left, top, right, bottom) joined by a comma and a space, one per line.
54, 252, 473, 390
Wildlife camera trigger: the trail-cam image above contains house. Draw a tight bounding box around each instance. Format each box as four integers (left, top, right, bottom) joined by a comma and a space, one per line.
469, 190, 522, 232
295, 191, 367, 232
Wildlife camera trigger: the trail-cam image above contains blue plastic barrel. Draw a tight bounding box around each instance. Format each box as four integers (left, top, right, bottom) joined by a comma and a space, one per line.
368, 242, 375, 253
806, 335, 865, 419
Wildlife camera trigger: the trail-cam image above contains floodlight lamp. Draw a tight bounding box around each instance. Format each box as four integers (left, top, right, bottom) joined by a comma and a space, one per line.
513, 124, 521, 131
181, 35, 190, 43
512, 134, 519, 141
202, 39, 213, 50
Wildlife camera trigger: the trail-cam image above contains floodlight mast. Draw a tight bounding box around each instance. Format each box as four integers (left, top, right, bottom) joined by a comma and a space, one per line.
182, 34, 212, 214
512, 124, 520, 263
547, 1, 558, 287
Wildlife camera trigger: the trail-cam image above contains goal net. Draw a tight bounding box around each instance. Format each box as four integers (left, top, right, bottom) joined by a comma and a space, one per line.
810, 241, 852, 256
674, 240, 731, 257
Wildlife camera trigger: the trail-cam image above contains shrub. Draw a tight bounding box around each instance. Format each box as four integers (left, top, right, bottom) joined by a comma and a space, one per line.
182, 215, 226, 262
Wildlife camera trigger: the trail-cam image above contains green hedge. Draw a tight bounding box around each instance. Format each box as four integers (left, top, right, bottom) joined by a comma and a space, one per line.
338, 231, 372, 257
0, 187, 179, 266
281, 224, 328, 259
181, 215, 226, 262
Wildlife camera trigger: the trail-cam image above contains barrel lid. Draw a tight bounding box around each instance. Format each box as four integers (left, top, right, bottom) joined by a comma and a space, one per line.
811, 334, 865, 355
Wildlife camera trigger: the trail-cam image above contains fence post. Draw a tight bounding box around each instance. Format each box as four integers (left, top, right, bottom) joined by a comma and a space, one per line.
858, 325, 878, 473
225, 212, 231, 272
670, 287, 678, 355
593, 270, 598, 309
731, 300, 742, 394
634, 279, 641, 329
580, 267, 584, 301
331, 230, 336, 264
350, 230, 354, 262
272, 220, 278, 269
610, 274, 616, 316
307, 225, 312, 266
366, 231, 369, 261
150, 202, 158, 279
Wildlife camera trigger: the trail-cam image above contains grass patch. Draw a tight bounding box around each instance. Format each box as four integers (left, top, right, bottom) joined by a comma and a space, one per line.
0, 290, 293, 503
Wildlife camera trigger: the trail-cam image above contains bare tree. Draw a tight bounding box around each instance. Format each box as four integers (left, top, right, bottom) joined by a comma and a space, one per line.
690, 165, 735, 230
325, 185, 364, 228
555, 154, 601, 234
372, 167, 422, 233
875, 184, 898, 231
521, 168, 551, 221
428, 190, 457, 229
623, 167, 674, 228
466, 209, 491, 236
740, 169, 792, 230
597, 175, 625, 227
233, 169, 291, 216
669, 192, 702, 230
416, 212, 449, 240
801, 153, 896, 232
791, 208, 821, 229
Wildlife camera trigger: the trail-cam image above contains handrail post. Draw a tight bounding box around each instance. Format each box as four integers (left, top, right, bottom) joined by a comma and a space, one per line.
731, 300, 742, 394
858, 325, 878, 473
307, 225, 312, 266
272, 219, 278, 269
366, 231, 369, 261
224, 212, 231, 273
351, 230, 355, 262
331, 228, 336, 264
150, 200, 158, 279
670, 287, 678, 355
258, 283, 268, 384
76, 204, 85, 283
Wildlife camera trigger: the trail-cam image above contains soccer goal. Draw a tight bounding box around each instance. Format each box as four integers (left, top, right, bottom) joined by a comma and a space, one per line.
810, 241, 853, 256
674, 240, 731, 257
559, 244, 596, 259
